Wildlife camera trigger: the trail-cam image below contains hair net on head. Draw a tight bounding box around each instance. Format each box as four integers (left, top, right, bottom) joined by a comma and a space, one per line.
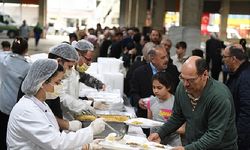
49, 43, 79, 61
86, 35, 97, 45
21, 59, 58, 96
71, 39, 94, 51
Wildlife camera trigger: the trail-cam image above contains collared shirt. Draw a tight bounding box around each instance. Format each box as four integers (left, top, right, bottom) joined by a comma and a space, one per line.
150, 62, 158, 75
0, 53, 31, 114
171, 54, 189, 72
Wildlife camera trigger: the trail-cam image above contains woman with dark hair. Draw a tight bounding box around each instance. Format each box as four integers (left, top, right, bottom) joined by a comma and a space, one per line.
0, 37, 31, 150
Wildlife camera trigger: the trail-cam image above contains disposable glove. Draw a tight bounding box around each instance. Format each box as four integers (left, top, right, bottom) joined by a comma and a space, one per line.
89, 139, 103, 150
85, 103, 96, 114
68, 120, 82, 131
90, 118, 105, 135
93, 101, 109, 110
74, 102, 96, 115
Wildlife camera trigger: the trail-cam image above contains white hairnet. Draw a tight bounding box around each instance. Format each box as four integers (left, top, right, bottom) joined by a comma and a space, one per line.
49, 43, 79, 61
21, 59, 58, 96
72, 39, 94, 51
86, 35, 97, 45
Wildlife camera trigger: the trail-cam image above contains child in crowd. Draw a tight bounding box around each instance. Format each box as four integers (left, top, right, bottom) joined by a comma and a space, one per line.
1, 41, 11, 51
147, 71, 182, 146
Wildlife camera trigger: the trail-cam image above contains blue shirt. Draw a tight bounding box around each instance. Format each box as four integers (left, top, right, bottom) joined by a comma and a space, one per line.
149, 62, 158, 75
0, 53, 31, 114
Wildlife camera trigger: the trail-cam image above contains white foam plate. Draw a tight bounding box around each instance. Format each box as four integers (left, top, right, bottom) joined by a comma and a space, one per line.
99, 134, 173, 150
124, 118, 164, 128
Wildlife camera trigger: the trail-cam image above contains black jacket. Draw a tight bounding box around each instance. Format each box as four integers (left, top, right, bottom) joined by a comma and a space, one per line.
226, 61, 250, 134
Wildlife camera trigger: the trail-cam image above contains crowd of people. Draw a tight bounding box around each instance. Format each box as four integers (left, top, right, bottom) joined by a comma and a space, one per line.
0, 23, 250, 150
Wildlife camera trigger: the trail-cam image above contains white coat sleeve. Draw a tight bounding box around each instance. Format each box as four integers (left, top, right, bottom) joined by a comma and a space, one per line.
60, 91, 91, 114
18, 108, 94, 150
60, 72, 92, 114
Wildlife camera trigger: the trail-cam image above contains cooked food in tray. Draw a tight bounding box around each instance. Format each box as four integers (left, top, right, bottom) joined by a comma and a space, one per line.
124, 118, 164, 128
75, 114, 129, 122
125, 141, 141, 147
130, 120, 143, 125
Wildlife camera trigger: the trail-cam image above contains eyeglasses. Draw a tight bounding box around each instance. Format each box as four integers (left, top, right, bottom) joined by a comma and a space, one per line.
179, 75, 200, 83
222, 55, 232, 59
49, 80, 62, 86
82, 55, 92, 62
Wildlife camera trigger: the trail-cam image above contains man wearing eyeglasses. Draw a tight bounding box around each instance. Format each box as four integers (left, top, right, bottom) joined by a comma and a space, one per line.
149, 56, 238, 150
223, 45, 250, 150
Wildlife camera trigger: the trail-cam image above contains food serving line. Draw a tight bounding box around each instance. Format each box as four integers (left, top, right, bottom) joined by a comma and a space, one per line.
76, 84, 173, 150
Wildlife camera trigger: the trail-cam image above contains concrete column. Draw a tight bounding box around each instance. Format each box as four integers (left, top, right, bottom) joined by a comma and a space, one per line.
220, 0, 230, 41
126, 0, 132, 27
136, 0, 147, 31
179, 0, 203, 29
38, 0, 47, 38
129, 0, 137, 27
120, 0, 147, 30
151, 0, 166, 30
119, 0, 131, 27
119, 0, 127, 27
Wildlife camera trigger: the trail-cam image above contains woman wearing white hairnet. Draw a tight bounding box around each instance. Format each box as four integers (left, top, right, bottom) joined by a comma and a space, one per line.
60, 40, 106, 120
7, 59, 105, 150
47, 43, 97, 128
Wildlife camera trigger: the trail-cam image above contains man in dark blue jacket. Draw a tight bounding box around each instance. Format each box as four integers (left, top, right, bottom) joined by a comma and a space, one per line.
130, 45, 179, 136
223, 45, 250, 150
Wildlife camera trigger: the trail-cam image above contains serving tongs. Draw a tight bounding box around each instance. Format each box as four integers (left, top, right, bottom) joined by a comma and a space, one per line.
83, 110, 125, 140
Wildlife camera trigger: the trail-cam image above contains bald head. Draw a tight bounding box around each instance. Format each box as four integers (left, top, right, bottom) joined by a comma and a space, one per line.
182, 56, 208, 76
181, 56, 209, 97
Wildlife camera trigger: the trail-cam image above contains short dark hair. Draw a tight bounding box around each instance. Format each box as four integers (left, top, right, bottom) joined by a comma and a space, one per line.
176, 41, 187, 49
239, 38, 246, 46
11, 37, 28, 55
1, 41, 11, 48
150, 29, 162, 38
195, 58, 208, 75
192, 49, 204, 58
125, 42, 135, 50
45, 64, 64, 83
144, 35, 150, 43
69, 33, 78, 40
133, 33, 141, 43
229, 46, 247, 61
115, 32, 123, 37
132, 27, 140, 33
152, 71, 172, 90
